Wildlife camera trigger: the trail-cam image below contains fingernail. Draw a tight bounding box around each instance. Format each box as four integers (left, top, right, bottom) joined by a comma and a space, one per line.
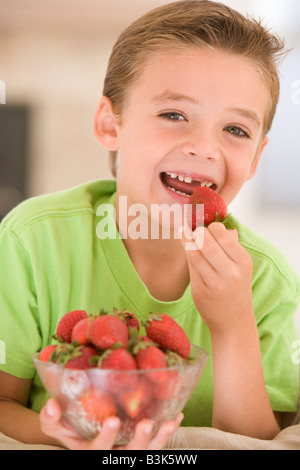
144, 422, 153, 434
46, 400, 55, 417
107, 417, 119, 429
168, 425, 175, 434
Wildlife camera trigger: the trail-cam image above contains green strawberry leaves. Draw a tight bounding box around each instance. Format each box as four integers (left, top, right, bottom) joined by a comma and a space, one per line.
216, 213, 236, 230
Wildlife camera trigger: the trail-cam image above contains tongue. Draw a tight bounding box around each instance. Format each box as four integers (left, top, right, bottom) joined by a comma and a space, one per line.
162, 173, 201, 195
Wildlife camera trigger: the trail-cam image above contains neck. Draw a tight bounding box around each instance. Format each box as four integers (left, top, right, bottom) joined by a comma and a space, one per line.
115, 197, 190, 301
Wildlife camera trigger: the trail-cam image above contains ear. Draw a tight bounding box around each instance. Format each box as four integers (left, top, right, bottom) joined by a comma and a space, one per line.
93, 96, 119, 151
246, 135, 269, 181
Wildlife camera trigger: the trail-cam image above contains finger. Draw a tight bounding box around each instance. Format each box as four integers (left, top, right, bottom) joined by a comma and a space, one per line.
122, 419, 154, 450
180, 227, 214, 288
146, 412, 184, 451
180, 233, 209, 289
88, 417, 121, 450
193, 224, 243, 275
182, 226, 227, 277
40, 399, 84, 449
207, 223, 242, 262
209, 223, 253, 274
40, 398, 62, 429
182, 224, 228, 268
40, 399, 122, 450
57, 417, 121, 450
201, 227, 232, 270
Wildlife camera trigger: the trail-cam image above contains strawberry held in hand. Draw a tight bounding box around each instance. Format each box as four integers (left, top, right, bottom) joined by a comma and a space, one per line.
189, 186, 228, 230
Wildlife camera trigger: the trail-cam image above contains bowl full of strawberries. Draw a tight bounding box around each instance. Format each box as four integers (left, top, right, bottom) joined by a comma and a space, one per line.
34, 308, 208, 445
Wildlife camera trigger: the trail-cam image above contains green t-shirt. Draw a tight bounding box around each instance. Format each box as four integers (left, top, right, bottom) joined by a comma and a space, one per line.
0, 179, 299, 427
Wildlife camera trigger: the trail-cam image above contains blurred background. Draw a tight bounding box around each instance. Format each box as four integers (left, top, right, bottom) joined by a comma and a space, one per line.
0, 0, 299, 333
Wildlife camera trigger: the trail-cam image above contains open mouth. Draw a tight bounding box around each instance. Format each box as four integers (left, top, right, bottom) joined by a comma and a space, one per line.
160, 172, 217, 197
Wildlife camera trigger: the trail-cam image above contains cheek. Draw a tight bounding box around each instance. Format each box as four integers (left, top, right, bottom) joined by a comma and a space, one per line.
226, 141, 258, 178
222, 155, 256, 204
231, 159, 253, 181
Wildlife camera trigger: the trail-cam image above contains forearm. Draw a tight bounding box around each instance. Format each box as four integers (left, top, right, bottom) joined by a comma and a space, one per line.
210, 314, 280, 439
0, 400, 61, 446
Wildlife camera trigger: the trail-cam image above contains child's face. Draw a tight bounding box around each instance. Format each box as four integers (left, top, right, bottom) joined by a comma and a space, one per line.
107, 47, 269, 213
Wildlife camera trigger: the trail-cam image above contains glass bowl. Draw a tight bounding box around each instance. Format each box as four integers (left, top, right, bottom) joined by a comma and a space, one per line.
34, 344, 208, 445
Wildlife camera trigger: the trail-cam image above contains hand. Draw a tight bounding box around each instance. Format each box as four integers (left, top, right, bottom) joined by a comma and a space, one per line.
181, 222, 254, 335
40, 398, 183, 450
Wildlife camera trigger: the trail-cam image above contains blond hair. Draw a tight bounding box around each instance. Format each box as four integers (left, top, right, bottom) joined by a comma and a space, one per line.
103, 0, 286, 177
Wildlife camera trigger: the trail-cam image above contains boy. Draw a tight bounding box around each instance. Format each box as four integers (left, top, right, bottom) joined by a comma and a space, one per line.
0, 0, 299, 450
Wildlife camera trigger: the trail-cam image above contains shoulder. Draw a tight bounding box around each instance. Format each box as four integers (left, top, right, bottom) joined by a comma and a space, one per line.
1, 179, 117, 237
230, 215, 300, 297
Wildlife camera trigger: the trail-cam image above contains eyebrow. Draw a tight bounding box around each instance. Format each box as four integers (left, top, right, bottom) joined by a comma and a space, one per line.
229, 107, 261, 128
151, 90, 199, 105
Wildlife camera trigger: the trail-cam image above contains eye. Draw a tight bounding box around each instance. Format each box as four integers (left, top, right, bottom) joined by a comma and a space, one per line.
159, 112, 187, 121
224, 125, 250, 139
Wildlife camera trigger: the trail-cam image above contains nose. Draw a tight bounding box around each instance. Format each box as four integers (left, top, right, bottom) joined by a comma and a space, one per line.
180, 125, 219, 160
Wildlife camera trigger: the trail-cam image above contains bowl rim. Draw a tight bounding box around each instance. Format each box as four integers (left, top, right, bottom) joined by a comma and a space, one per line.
33, 344, 209, 374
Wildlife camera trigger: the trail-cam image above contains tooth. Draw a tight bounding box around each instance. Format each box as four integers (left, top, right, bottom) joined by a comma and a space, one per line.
207, 182, 213, 187
176, 190, 188, 196
170, 173, 177, 179
178, 176, 184, 182
184, 176, 192, 183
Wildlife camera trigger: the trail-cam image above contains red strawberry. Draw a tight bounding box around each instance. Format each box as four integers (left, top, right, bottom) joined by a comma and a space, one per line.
53, 343, 97, 369
39, 344, 58, 362
71, 317, 91, 345
135, 342, 169, 386
80, 389, 117, 424
154, 369, 179, 400
89, 315, 128, 350
56, 310, 88, 343
64, 346, 98, 370
189, 186, 227, 230
143, 313, 190, 359
99, 347, 138, 393
135, 343, 167, 371
117, 378, 151, 419
100, 348, 137, 371
153, 350, 186, 399
112, 307, 140, 332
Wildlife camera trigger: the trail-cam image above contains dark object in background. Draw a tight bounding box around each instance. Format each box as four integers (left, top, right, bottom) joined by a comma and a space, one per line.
0, 105, 29, 220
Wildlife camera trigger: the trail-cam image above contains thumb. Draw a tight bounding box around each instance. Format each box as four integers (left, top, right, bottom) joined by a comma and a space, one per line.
228, 227, 239, 241
40, 398, 62, 424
